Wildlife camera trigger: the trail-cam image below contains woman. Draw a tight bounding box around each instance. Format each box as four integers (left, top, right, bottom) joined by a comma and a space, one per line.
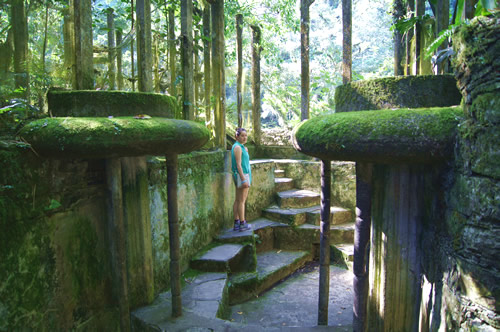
231, 128, 252, 231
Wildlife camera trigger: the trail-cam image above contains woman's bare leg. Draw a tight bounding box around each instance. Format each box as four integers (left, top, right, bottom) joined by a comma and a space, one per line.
238, 187, 250, 221
233, 189, 240, 221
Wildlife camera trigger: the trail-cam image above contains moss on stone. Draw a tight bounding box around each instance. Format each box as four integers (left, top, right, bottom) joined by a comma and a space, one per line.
293, 107, 463, 164
20, 117, 209, 158
334, 74, 462, 112
452, 16, 500, 106
48, 90, 178, 118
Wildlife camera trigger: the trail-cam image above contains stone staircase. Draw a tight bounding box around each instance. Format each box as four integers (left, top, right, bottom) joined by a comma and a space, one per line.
132, 163, 354, 330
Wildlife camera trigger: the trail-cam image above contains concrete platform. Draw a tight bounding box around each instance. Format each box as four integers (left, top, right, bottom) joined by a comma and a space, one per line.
132, 264, 353, 331
230, 262, 353, 329
277, 189, 320, 209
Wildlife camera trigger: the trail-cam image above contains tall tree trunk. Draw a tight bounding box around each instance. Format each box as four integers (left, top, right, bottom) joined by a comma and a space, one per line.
168, 8, 176, 98
300, 0, 314, 120
436, 0, 449, 74
405, 0, 415, 75
236, 14, 243, 128
153, 33, 160, 92
251, 25, 261, 146
194, 29, 200, 118
392, 0, 405, 76
414, 0, 425, 74
464, 0, 478, 19
131, 0, 136, 91
211, 0, 226, 148
63, 1, 75, 87
39, 2, 49, 107
42, 3, 49, 74
107, 8, 116, 90
116, 30, 124, 90
353, 163, 372, 332
181, 0, 194, 120
202, 2, 211, 126
12, 0, 30, 98
0, 29, 13, 74
342, 0, 352, 83
73, 0, 94, 89
136, 0, 153, 92
318, 160, 331, 325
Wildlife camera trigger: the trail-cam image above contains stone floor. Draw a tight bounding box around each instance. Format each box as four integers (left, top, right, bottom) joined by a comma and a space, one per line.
230, 262, 353, 330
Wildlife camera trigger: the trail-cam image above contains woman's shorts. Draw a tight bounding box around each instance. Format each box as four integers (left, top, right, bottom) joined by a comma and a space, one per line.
233, 173, 251, 188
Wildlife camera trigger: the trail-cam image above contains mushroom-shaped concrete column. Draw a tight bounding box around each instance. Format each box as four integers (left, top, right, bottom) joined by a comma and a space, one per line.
294, 107, 462, 330
21, 114, 209, 329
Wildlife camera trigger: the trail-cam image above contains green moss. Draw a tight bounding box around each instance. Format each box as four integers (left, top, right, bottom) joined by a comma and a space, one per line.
47, 90, 178, 118
20, 117, 210, 158
293, 107, 463, 163
470, 93, 500, 125
334, 75, 462, 112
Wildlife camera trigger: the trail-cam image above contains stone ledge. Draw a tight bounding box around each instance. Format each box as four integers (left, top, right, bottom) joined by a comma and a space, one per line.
293, 107, 463, 164
334, 74, 461, 112
48, 90, 176, 117
20, 117, 209, 158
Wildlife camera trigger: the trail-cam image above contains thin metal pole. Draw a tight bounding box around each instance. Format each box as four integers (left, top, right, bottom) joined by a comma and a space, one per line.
166, 154, 182, 317
318, 159, 331, 325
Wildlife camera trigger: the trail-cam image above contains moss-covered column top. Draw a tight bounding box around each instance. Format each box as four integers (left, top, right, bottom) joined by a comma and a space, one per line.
20, 117, 209, 158
47, 90, 177, 118
293, 107, 463, 164
334, 75, 462, 112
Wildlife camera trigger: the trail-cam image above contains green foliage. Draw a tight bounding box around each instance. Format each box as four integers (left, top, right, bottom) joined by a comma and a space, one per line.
392, 0, 499, 68
0, 98, 41, 137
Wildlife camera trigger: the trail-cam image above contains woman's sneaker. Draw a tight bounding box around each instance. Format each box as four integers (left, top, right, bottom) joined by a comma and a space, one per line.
233, 220, 240, 231
239, 220, 251, 232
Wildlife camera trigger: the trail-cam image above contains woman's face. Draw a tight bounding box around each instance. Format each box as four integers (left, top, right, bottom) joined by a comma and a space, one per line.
237, 130, 248, 144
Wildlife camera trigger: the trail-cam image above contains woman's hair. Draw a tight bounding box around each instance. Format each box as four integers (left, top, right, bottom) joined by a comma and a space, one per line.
235, 128, 246, 137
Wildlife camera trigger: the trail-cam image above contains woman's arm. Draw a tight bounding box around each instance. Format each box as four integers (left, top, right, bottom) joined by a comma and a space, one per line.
234, 146, 249, 188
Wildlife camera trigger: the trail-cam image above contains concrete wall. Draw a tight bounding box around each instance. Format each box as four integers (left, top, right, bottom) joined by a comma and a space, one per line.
0, 149, 236, 330
148, 151, 234, 291
274, 160, 356, 212
433, 17, 499, 331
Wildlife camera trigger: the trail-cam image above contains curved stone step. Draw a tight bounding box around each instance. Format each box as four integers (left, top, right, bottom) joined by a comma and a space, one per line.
131, 272, 230, 330
277, 189, 320, 209
263, 205, 320, 226
274, 169, 286, 178
216, 218, 288, 253
228, 249, 312, 305
331, 243, 354, 271
273, 223, 355, 251
306, 206, 353, 225
190, 243, 256, 273
275, 177, 294, 191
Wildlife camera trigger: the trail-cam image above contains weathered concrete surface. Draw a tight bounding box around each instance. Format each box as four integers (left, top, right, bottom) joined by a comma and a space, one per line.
307, 206, 352, 226
274, 160, 356, 212
231, 263, 353, 329
246, 159, 276, 221
228, 250, 312, 305
131, 272, 230, 330
277, 189, 320, 209
190, 243, 256, 273
149, 151, 233, 292
275, 177, 295, 191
